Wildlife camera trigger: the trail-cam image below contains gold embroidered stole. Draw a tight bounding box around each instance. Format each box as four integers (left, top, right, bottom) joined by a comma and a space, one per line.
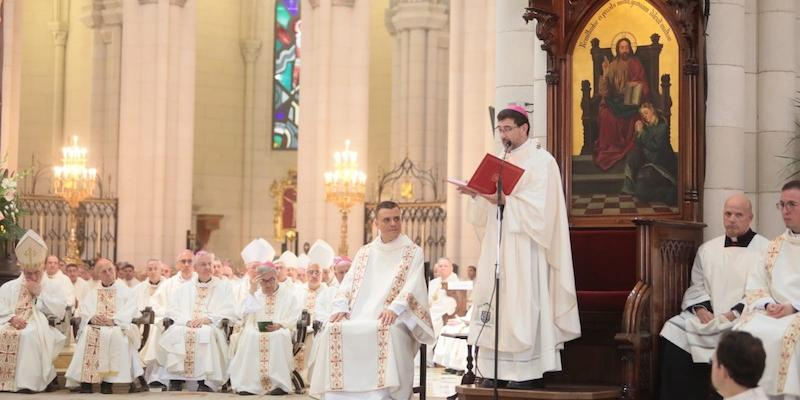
330, 245, 416, 390
0, 287, 35, 390
259, 292, 277, 390
183, 284, 211, 377
81, 286, 117, 383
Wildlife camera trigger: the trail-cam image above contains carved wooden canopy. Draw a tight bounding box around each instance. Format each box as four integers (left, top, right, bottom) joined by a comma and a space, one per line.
524, 0, 706, 227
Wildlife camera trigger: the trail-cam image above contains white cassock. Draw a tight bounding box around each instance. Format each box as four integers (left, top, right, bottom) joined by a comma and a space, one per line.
158, 277, 236, 388
735, 230, 800, 397
72, 277, 92, 306
660, 233, 769, 362
65, 281, 143, 386
44, 270, 75, 308
295, 283, 327, 380
309, 234, 435, 400
433, 306, 474, 371
132, 279, 165, 384
229, 284, 302, 394
466, 138, 581, 381
0, 276, 66, 392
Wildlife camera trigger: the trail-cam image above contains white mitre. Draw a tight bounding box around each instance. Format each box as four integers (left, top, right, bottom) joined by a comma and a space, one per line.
308, 239, 335, 268
241, 238, 275, 265
297, 253, 310, 268
15, 230, 48, 272
278, 251, 299, 268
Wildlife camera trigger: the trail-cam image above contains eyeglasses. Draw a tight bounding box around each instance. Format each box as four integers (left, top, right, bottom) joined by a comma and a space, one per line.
494, 126, 517, 134
776, 201, 799, 211
179, 259, 192, 264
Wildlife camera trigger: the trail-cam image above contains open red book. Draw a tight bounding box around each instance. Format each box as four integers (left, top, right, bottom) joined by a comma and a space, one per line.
448, 153, 525, 196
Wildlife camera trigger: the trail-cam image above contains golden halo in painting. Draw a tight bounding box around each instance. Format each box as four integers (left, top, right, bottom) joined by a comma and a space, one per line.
610, 32, 638, 56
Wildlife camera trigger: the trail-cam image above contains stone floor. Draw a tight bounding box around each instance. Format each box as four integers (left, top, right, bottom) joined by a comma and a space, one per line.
0, 367, 463, 399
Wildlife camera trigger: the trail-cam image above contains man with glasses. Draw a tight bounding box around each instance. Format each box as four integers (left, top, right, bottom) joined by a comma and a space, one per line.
456, 105, 579, 389
735, 180, 800, 397
659, 194, 769, 400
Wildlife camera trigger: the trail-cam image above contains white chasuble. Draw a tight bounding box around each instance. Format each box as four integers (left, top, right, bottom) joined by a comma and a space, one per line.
466, 138, 580, 382
132, 279, 165, 383
735, 230, 800, 397
229, 284, 301, 395
0, 276, 66, 392
158, 277, 236, 387
65, 281, 142, 386
309, 234, 435, 400
660, 234, 769, 362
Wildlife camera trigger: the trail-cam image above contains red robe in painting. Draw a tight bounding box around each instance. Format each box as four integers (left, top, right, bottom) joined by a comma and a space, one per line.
593, 55, 650, 171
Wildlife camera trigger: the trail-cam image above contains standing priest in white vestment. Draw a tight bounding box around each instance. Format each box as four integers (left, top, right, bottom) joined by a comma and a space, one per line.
66, 258, 143, 393
230, 264, 301, 395
734, 180, 800, 398
457, 105, 580, 389
659, 194, 769, 400
310, 201, 436, 400
158, 251, 237, 392
0, 231, 66, 393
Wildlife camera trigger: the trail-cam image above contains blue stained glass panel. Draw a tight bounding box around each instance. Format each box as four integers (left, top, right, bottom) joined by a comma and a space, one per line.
272, 0, 300, 150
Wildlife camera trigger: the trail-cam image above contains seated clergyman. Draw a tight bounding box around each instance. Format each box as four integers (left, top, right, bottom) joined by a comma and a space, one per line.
0, 230, 66, 394
157, 251, 237, 392
66, 258, 144, 394
229, 264, 301, 395
659, 194, 769, 400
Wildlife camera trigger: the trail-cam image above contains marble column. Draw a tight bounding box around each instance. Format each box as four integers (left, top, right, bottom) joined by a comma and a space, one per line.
385, 0, 448, 180
297, 0, 370, 257
756, 0, 796, 237
445, 0, 494, 271
240, 0, 262, 242
117, 0, 195, 265
743, 0, 759, 227
702, 0, 747, 239
495, 0, 535, 146
83, 0, 123, 195
50, 0, 69, 161
1, 0, 23, 169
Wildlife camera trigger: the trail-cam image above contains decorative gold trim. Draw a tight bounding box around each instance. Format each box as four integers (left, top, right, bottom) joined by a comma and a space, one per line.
382, 246, 416, 307
778, 314, 800, 392
0, 329, 21, 390
183, 328, 198, 377
269, 169, 298, 242
259, 332, 272, 390
81, 326, 103, 383
329, 322, 344, 390
376, 324, 389, 388
345, 245, 372, 307
406, 293, 433, 331
765, 235, 785, 288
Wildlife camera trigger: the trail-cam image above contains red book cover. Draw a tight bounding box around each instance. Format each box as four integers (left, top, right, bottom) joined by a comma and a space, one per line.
465, 153, 525, 196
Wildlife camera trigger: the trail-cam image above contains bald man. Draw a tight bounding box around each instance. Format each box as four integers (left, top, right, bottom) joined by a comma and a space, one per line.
659, 194, 770, 400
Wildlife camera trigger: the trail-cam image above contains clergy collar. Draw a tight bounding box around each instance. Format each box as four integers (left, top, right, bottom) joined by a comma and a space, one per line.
100, 281, 115, 288
725, 229, 757, 247
149, 279, 162, 286
197, 276, 213, 284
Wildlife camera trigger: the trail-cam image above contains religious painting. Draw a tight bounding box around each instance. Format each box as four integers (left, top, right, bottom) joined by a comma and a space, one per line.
272, 0, 301, 150
570, 0, 679, 217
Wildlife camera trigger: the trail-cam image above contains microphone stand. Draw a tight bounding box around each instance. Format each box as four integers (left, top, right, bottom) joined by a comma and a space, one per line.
492, 144, 509, 400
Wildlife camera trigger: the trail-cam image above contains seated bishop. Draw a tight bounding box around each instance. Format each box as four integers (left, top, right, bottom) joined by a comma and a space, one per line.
66, 258, 143, 394
309, 201, 435, 400
734, 181, 800, 398
314, 256, 352, 326
132, 259, 166, 388
0, 231, 66, 394
158, 251, 237, 392
659, 194, 769, 400
296, 240, 334, 380
235, 239, 276, 304
229, 264, 302, 395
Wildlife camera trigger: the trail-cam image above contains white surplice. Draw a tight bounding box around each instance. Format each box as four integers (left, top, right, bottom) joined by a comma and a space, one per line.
132, 279, 165, 384
466, 138, 580, 381
660, 234, 769, 362
309, 234, 435, 400
44, 270, 75, 308
157, 277, 236, 388
0, 276, 66, 392
229, 284, 301, 394
65, 281, 143, 386
735, 230, 800, 397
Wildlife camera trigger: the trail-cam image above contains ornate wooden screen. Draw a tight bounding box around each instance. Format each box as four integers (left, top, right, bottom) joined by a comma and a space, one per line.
364, 157, 446, 265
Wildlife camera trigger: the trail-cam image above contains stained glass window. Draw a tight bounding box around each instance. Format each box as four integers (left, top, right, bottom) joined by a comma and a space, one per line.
272, 0, 301, 150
